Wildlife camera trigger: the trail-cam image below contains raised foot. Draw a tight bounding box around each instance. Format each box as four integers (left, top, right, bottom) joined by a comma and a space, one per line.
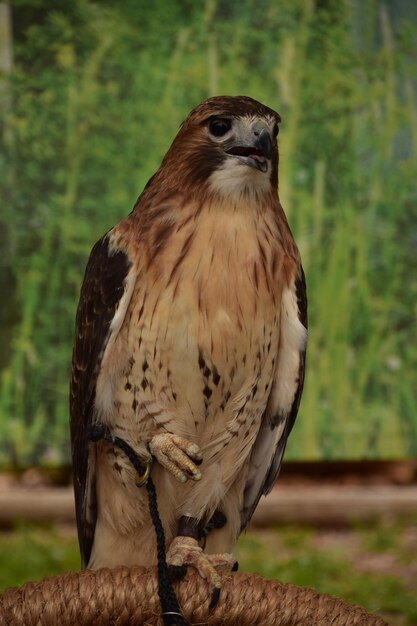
149, 433, 202, 483
166, 536, 236, 607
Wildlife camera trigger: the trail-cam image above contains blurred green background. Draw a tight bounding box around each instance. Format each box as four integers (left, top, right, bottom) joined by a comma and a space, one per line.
0, 0, 416, 466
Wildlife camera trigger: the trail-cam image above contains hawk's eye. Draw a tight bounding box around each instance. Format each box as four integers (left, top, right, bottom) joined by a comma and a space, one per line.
273, 122, 279, 138
208, 118, 232, 137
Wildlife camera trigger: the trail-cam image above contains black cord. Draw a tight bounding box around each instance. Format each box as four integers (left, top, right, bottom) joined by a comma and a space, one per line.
198, 510, 227, 540
89, 425, 188, 626
89, 424, 149, 482
146, 476, 188, 625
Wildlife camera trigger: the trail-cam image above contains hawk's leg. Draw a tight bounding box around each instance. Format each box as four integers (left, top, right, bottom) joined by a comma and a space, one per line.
149, 433, 202, 483
167, 515, 236, 608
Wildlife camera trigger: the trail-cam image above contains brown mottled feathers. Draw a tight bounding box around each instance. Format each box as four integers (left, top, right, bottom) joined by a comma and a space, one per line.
70, 235, 131, 566
70, 95, 307, 568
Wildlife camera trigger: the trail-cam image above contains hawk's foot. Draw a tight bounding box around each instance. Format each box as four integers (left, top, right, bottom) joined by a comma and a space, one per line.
166, 536, 236, 607
149, 433, 202, 483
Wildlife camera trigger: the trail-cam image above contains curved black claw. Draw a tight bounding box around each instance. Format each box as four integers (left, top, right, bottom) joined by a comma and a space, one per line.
168, 564, 187, 580
209, 586, 221, 610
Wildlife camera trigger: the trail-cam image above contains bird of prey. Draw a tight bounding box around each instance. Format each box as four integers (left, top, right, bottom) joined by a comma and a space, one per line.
70, 95, 307, 591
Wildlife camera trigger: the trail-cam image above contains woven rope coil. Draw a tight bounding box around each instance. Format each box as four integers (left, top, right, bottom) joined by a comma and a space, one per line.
0, 567, 387, 626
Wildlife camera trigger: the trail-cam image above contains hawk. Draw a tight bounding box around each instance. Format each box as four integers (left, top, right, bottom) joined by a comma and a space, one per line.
70, 95, 307, 592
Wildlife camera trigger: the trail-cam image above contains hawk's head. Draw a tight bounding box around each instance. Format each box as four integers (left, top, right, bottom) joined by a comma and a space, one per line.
158, 96, 281, 202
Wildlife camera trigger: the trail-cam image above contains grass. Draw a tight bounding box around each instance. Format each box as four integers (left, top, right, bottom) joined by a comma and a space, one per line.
0, 524, 79, 593
1, 519, 416, 625
236, 521, 417, 626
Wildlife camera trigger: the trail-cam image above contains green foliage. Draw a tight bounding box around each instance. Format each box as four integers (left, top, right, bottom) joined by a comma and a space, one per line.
0, 0, 416, 464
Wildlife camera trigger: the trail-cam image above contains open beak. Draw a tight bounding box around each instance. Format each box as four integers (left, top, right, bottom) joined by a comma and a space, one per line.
226, 127, 273, 173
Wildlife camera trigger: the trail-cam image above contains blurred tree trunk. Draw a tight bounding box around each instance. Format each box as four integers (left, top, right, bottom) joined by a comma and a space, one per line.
0, 2, 16, 375
0, 2, 13, 136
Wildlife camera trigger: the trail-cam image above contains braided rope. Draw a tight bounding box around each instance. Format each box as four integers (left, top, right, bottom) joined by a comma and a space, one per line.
0, 567, 387, 625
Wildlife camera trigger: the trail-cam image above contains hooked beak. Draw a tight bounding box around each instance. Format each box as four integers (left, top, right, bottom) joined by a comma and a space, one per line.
226, 125, 273, 173
257, 128, 273, 160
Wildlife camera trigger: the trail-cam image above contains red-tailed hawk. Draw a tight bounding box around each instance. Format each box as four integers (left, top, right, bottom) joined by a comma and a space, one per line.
70, 95, 307, 592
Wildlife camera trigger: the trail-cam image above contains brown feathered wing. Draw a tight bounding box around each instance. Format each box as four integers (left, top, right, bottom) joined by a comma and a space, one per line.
70, 233, 132, 567
241, 266, 307, 529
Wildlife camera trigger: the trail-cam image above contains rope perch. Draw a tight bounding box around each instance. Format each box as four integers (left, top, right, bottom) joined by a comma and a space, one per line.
0, 567, 387, 626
